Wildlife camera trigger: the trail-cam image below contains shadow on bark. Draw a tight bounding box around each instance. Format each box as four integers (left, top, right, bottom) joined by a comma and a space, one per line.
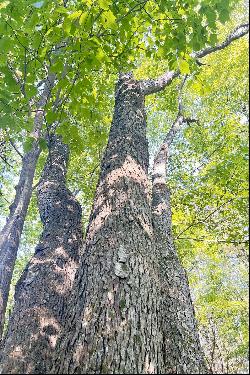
0, 136, 83, 374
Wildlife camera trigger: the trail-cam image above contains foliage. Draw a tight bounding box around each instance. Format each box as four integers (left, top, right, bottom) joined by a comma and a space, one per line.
0, 0, 248, 372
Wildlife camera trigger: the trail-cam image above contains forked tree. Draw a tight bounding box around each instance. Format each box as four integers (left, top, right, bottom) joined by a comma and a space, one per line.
0, 22, 248, 373
0, 0, 248, 372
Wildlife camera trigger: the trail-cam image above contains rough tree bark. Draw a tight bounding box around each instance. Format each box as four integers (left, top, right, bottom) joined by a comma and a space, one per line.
0, 135, 83, 373
0, 25, 248, 373
0, 74, 206, 374
0, 75, 55, 339
51, 73, 163, 374
151, 115, 208, 374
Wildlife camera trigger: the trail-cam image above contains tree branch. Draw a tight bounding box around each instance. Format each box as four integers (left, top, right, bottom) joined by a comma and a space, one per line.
175, 237, 249, 244
194, 23, 249, 59
175, 197, 235, 239
140, 70, 180, 96
151, 77, 197, 186
141, 23, 249, 96
9, 139, 23, 159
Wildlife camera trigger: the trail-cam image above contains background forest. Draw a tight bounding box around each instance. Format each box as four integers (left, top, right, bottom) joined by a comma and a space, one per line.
0, 0, 249, 373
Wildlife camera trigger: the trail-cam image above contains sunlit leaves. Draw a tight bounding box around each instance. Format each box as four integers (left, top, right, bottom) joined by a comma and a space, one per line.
179, 59, 190, 74
100, 10, 116, 29
0, 0, 242, 152
0, 1, 248, 371
98, 0, 112, 11
0, 1, 9, 10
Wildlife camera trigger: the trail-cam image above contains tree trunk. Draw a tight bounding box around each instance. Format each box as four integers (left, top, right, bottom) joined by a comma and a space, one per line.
0, 75, 55, 339
0, 135, 83, 374
151, 118, 208, 374
52, 73, 163, 374
0, 74, 208, 374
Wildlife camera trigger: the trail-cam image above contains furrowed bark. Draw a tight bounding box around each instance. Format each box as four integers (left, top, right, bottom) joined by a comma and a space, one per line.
152, 116, 208, 374
52, 73, 162, 374
0, 135, 83, 373
0, 75, 55, 339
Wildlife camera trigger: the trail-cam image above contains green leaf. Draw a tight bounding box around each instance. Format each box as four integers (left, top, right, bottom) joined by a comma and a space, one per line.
46, 111, 57, 124
26, 85, 37, 99
79, 12, 88, 26
218, 9, 230, 24
0, 114, 11, 129
101, 10, 116, 29
68, 10, 82, 20
96, 48, 106, 61
38, 138, 47, 150
179, 59, 190, 74
63, 17, 72, 35
0, 37, 12, 53
55, 7, 69, 14
98, 0, 111, 10
23, 136, 35, 152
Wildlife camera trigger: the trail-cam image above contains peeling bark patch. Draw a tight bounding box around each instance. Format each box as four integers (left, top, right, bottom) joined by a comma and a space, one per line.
114, 245, 129, 278
114, 262, 129, 279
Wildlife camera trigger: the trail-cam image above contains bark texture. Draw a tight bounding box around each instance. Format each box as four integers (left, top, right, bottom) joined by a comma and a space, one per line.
0, 75, 55, 339
0, 76, 208, 374
52, 73, 162, 374
0, 135, 83, 373
152, 116, 208, 374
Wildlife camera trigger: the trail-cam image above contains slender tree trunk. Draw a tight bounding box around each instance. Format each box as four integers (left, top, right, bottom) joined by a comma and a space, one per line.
151, 116, 208, 374
52, 73, 163, 374
0, 75, 55, 339
0, 135, 83, 373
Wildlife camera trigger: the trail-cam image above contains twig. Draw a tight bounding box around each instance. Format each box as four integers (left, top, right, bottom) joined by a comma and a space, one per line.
9, 139, 23, 159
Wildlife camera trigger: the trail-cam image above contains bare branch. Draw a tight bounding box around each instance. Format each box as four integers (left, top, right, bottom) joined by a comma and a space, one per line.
161, 77, 198, 147
194, 23, 249, 59
141, 23, 249, 96
175, 237, 249, 244
175, 197, 235, 239
152, 77, 191, 185
140, 70, 180, 96
9, 139, 23, 159
0, 154, 13, 169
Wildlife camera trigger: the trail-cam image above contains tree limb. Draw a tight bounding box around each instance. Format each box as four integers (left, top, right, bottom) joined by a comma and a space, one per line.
151, 77, 196, 186
194, 23, 249, 59
140, 70, 180, 96
141, 23, 249, 96
175, 237, 249, 244
175, 197, 235, 239
9, 139, 23, 159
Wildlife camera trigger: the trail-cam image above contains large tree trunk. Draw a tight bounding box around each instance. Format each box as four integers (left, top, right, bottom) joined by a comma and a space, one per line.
52, 73, 163, 374
0, 135, 83, 373
0, 75, 55, 339
152, 116, 208, 374
0, 75, 207, 374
